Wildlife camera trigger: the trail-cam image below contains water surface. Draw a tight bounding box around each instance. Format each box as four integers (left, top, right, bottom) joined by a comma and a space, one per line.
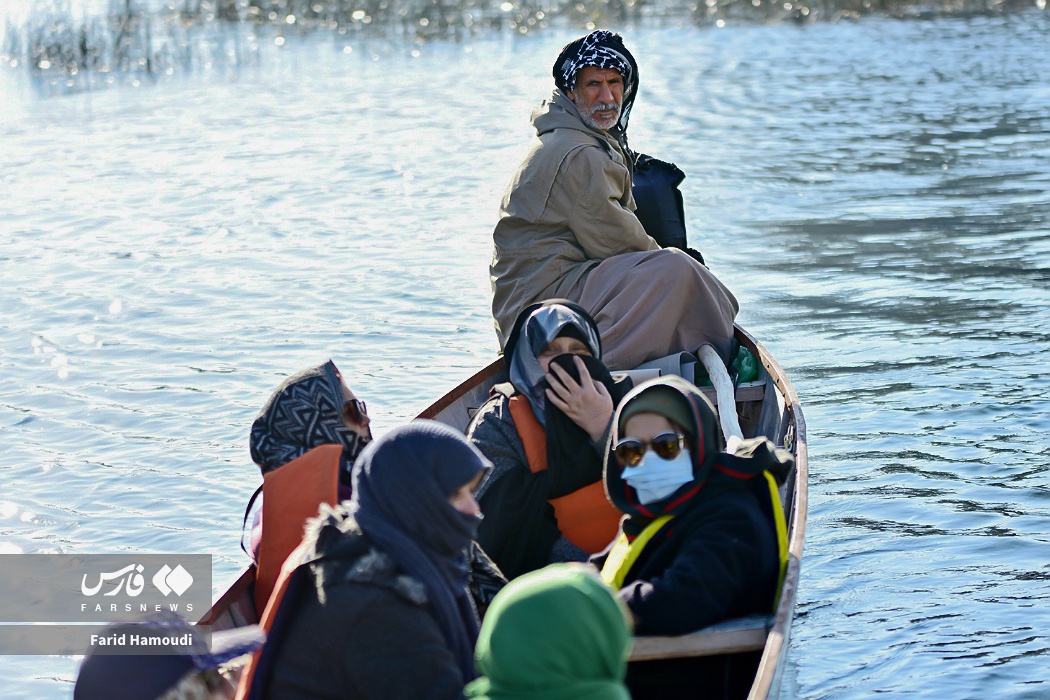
1, 12, 1049, 699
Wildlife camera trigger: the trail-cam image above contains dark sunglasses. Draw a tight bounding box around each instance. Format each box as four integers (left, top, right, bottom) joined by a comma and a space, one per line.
342, 399, 368, 424
614, 431, 685, 467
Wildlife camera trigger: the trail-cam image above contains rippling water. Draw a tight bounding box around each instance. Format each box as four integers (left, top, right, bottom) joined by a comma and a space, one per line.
1, 12, 1048, 699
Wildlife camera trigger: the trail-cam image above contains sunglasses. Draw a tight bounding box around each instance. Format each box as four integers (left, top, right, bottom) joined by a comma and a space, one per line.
614, 431, 685, 467
342, 398, 368, 424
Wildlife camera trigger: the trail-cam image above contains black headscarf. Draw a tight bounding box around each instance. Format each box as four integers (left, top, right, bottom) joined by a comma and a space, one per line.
351, 420, 492, 683
552, 30, 640, 151
73, 612, 263, 700
249, 360, 369, 480
605, 376, 794, 538
545, 354, 633, 499
604, 376, 722, 533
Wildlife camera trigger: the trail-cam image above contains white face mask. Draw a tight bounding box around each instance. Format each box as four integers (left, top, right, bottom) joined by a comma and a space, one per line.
620, 449, 694, 505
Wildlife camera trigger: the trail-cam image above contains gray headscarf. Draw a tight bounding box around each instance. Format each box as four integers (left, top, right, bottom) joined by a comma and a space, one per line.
249, 360, 369, 475
508, 304, 601, 427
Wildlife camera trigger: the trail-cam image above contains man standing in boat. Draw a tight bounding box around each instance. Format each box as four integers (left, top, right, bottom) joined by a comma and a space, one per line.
490, 30, 739, 371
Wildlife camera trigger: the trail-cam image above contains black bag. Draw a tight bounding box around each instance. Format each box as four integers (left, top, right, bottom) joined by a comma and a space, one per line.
631, 153, 687, 250
631, 153, 705, 265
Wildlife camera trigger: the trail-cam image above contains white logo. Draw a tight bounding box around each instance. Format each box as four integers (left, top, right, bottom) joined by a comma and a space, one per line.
81, 564, 146, 597
152, 564, 194, 596
81, 564, 193, 597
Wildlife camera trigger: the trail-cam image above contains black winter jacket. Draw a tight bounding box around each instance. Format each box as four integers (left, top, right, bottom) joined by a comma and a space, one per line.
600, 480, 779, 636
262, 516, 466, 700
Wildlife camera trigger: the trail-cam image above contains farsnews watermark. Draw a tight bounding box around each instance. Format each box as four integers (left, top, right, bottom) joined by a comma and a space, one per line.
0, 554, 212, 655
81, 562, 194, 597
89, 630, 195, 647
79, 561, 197, 612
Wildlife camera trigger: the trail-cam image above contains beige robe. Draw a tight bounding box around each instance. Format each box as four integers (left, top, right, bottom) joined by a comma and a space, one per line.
552, 248, 738, 371
491, 92, 738, 370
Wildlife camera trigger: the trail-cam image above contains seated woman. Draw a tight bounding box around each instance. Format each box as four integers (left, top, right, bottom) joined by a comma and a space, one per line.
596, 375, 792, 699
466, 563, 632, 700
238, 420, 492, 699
467, 299, 632, 579
246, 360, 372, 614
247, 361, 505, 622
250, 359, 372, 487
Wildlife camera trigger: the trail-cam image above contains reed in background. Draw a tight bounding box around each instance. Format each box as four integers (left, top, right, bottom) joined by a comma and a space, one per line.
2, 0, 1045, 90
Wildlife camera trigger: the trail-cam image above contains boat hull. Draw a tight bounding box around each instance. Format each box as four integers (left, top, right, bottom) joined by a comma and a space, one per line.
200, 325, 807, 699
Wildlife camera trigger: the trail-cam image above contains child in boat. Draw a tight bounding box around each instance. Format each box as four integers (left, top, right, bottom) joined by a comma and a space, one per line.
466, 563, 632, 700
237, 420, 492, 699
596, 375, 792, 699
467, 299, 633, 579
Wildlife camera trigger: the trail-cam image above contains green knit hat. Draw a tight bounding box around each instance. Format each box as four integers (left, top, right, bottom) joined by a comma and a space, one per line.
617, 383, 697, 441
467, 564, 631, 700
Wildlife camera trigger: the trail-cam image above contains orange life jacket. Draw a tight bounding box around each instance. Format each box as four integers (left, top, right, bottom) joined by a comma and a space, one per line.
506, 395, 622, 554
235, 540, 308, 700
252, 444, 342, 615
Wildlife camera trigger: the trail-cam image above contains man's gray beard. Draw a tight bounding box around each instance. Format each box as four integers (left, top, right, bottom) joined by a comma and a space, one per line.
577, 100, 620, 131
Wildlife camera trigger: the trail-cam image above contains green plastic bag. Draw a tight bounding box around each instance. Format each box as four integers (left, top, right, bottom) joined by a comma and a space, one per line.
733, 347, 759, 383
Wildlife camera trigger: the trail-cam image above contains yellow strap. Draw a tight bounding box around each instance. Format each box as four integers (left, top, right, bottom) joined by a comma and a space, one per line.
764, 471, 789, 608
600, 515, 673, 591
601, 475, 788, 604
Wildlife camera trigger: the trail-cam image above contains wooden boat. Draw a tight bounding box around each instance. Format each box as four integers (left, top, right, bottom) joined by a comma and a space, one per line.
201, 324, 807, 699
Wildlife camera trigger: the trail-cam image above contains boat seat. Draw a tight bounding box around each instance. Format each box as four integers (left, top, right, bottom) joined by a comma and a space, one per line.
618, 351, 766, 406
620, 350, 700, 384
628, 614, 773, 661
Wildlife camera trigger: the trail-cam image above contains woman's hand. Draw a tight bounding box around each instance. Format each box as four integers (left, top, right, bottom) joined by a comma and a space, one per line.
545, 355, 614, 443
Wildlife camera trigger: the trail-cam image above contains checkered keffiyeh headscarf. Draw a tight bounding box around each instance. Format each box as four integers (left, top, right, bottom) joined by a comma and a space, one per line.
553, 30, 639, 143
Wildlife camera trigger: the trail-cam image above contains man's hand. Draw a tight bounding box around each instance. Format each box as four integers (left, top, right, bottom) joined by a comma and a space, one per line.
545, 355, 614, 443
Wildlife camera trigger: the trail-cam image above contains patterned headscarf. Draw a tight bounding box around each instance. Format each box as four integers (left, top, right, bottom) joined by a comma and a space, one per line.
552, 30, 639, 146
249, 360, 369, 476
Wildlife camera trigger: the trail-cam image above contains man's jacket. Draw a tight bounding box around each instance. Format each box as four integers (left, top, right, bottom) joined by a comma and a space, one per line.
490, 90, 660, 346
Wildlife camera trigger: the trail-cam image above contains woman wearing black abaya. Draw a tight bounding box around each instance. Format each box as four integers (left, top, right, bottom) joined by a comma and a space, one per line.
242, 420, 492, 699
466, 299, 633, 579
